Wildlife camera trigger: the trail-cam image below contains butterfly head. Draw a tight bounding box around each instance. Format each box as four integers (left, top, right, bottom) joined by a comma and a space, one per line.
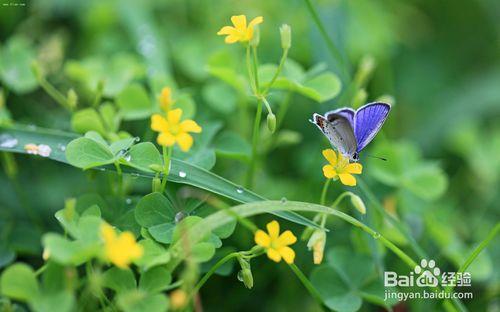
351, 152, 360, 162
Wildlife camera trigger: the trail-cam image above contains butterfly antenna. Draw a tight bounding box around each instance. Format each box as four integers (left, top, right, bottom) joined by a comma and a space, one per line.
366, 154, 387, 161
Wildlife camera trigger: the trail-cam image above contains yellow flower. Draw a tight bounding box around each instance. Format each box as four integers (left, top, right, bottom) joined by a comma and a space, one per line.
100, 223, 143, 269
159, 87, 174, 112
322, 149, 363, 186
307, 229, 326, 264
170, 289, 188, 310
217, 15, 264, 44
150, 108, 202, 152
254, 220, 296, 264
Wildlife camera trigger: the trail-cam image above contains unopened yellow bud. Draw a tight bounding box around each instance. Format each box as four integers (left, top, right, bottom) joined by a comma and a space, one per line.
307, 229, 326, 264
67, 89, 78, 109
170, 289, 188, 310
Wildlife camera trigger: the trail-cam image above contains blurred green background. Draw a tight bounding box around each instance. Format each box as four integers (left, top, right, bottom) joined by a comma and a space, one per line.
1, 0, 499, 311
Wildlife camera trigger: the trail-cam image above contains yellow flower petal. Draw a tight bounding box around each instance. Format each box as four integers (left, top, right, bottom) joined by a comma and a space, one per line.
217, 26, 236, 35
157, 132, 176, 146
266, 220, 280, 240
345, 163, 363, 174
277, 230, 297, 247
322, 165, 337, 179
248, 16, 264, 28
167, 108, 183, 125
176, 132, 194, 152
254, 230, 271, 248
267, 248, 282, 262
322, 149, 337, 166
279, 246, 295, 264
101, 223, 116, 243
338, 173, 356, 186
160, 87, 173, 112
151, 114, 168, 132
225, 35, 240, 44
231, 15, 247, 30
180, 120, 202, 133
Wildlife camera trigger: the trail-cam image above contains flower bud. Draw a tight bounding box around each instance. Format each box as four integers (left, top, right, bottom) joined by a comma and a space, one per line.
354, 55, 376, 86
250, 26, 260, 47
280, 24, 291, 50
63, 198, 76, 221
67, 88, 78, 110
152, 176, 162, 193
350, 193, 366, 215
307, 229, 326, 264
237, 257, 254, 289
377, 94, 395, 106
170, 289, 188, 310
267, 113, 276, 133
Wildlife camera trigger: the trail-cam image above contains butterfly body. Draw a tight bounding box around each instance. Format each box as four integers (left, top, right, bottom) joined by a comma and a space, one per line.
312, 102, 391, 162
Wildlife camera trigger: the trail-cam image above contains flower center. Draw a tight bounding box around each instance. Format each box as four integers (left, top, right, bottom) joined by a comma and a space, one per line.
169, 123, 180, 135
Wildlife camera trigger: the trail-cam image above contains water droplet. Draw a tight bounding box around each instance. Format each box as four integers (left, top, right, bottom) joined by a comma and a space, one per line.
37, 144, 52, 157
124, 154, 132, 162
178, 171, 187, 178
125, 198, 132, 205
175, 211, 187, 223
280, 197, 287, 203
134, 137, 141, 142
0, 135, 18, 148
372, 232, 381, 239
57, 143, 66, 151
236, 188, 244, 194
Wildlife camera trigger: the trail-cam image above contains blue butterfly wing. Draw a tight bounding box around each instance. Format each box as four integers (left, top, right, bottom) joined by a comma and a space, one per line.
354, 102, 391, 152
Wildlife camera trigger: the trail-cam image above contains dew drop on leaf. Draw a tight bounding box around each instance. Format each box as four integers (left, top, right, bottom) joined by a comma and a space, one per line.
236, 188, 244, 194
0, 134, 18, 148
175, 211, 187, 223
178, 171, 187, 178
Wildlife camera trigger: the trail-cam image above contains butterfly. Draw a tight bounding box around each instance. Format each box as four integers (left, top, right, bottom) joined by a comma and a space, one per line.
311, 102, 391, 162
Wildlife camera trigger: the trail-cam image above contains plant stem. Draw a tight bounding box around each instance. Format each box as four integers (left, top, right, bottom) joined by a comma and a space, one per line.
319, 179, 331, 206
192, 252, 239, 295
245, 45, 256, 94
251, 46, 260, 92
289, 263, 324, 311
161, 145, 173, 192
262, 48, 289, 95
303, 0, 349, 81
114, 162, 124, 197
246, 99, 262, 188
446, 222, 500, 293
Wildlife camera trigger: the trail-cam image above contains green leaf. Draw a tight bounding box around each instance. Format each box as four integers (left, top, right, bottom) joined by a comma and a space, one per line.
302, 72, 342, 102
202, 82, 237, 114
0, 244, 15, 269
116, 84, 152, 120
191, 242, 216, 263
31, 291, 74, 312
117, 290, 169, 312
82, 205, 101, 217
148, 223, 175, 244
213, 132, 251, 160
134, 239, 171, 271
110, 137, 136, 155
310, 266, 362, 312
126, 143, 162, 172
42, 234, 99, 265
71, 108, 106, 136
0, 36, 38, 94
174, 93, 196, 120
0, 263, 39, 301
102, 267, 136, 293
65, 137, 114, 169
99, 103, 120, 133
403, 164, 448, 201
139, 267, 172, 293
0, 125, 320, 229
135, 193, 175, 227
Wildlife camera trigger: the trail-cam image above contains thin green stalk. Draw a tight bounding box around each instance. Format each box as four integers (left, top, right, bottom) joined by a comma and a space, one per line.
161, 145, 173, 192
320, 179, 331, 206
32, 64, 73, 112
246, 100, 263, 188
303, 0, 349, 81
251, 46, 260, 92
192, 252, 239, 295
276, 92, 292, 130
262, 48, 289, 95
289, 263, 324, 311
446, 222, 500, 293
246, 45, 256, 94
